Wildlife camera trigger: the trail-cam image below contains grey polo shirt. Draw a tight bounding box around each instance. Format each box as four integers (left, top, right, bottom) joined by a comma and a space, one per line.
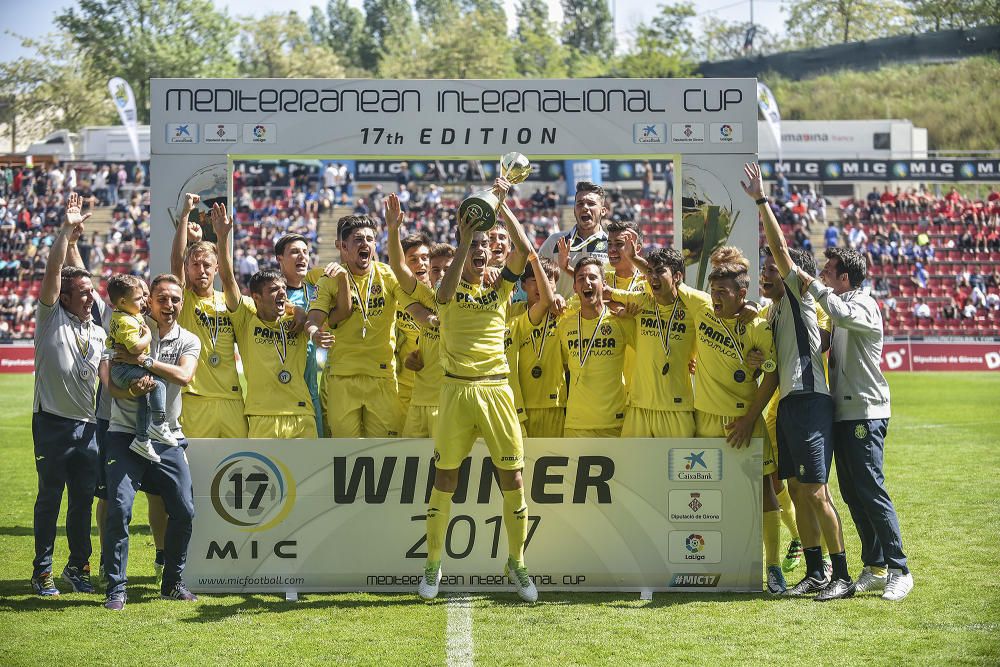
109, 321, 201, 438
770, 268, 830, 400
33, 298, 107, 423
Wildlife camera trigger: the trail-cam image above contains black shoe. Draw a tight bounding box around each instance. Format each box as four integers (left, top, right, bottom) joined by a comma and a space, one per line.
161, 581, 198, 601
815, 577, 856, 601
783, 575, 829, 597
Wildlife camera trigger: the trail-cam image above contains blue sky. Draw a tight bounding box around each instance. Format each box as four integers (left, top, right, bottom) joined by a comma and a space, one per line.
0, 0, 787, 62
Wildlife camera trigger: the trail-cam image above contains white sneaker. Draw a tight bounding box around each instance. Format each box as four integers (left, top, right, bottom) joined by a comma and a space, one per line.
505, 560, 538, 603
129, 438, 161, 463
854, 566, 888, 593
417, 563, 442, 601
882, 569, 913, 601
147, 421, 178, 447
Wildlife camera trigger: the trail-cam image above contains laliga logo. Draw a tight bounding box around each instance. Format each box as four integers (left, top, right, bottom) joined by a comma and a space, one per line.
253, 125, 267, 139
210, 452, 296, 532
685, 534, 705, 553
986, 352, 1000, 370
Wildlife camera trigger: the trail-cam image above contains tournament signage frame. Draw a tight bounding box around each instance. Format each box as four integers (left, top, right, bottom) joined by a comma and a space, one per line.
150, 78, 760, 290
186, 437, 765, 594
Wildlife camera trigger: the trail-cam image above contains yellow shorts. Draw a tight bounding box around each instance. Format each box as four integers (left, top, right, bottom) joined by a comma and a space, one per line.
403, 404, 438, 438
180, 395, 248, 438
435, 377, 523, 471
247, 414, 318, 439
563, 427, 622, 438
525, 407, 566, 438
397, 380, 413, 415
623, 408, 695, 438
326, 374, 404, 438
694, 410, 775, 475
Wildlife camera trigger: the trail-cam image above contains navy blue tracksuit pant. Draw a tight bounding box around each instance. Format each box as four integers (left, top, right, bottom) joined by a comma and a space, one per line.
32, 411, 99, 577
833, 418, 909, 573
101, 431, 194, 595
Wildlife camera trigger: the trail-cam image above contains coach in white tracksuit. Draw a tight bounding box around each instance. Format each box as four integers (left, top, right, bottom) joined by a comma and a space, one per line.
798, 247, 913, 601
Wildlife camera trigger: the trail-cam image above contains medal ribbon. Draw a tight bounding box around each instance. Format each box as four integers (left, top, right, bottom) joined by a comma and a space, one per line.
73, 319, 95, 373
577, 306, 607, 370
568, 227, 601, 252
529, 312, 551, 364
348, 269, 375, 333
653, 298, 680, 363
208, 294, 222, 352
271, 318, 288, 367
715, 314, 746, 365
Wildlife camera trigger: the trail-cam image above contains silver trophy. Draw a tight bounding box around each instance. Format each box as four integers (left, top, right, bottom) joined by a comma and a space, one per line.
459, 152, 533, 231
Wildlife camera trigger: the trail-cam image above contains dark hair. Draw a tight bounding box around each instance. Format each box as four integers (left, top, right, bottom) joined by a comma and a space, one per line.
60, 266, 92, 289
606, 219, 642, 242
573, 256, 604, 276
429, 243, 455, 260
645, 247, 684, 276
337, 215, 378, 241
575, 181, 606, 199
825, 247, 867, 288
248, 269, 285, 295
764, 246, 817, 277
522, 257, 558, 282
401, 232, 431, 254
106, 273, 142, 303
150, 273, 183, 293
274, 233, 308, 257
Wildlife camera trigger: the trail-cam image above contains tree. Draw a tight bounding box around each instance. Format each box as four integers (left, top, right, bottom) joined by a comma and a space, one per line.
698, 19, 784, 61
513, 0, 570, 77
561, 0, 615, 62
906, 0, 1000, 31
414, 0, 460, 30
360, 0, 415, 73
308, 0, 367, 74
238, 12, 345, 79
614, 2, 697, 78
784, 0, 914, 48
0, 32, 115, 148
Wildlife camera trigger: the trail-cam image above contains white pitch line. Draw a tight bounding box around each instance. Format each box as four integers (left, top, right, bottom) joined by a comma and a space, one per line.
445, 594, 474, 667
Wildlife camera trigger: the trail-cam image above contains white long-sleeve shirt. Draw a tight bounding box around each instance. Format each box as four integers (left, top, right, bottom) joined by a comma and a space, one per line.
808, 282, 891, 422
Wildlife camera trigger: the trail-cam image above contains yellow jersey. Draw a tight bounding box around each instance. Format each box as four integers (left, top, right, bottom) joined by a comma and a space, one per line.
609, 285, 710, 412
178, 289, 242, 399
106, 311, 148, 354
310, 261, 407, 378
558, 308, 634, 430
230, 301, 312, 416
512, 308, 565, 409
438, 276, 516, 377
400, 282, 443, 408
604, 266, 647, 292
395, 307, 421, 391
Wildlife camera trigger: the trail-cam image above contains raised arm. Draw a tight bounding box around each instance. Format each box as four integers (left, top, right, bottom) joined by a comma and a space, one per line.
210, 203, 242, 312
437, 213, 475, 305
498, 199, 528, 276
171, 193, 200, 286
329, 267, 353, 325
526, 253, 554, 325
66, 219, 86, 269
41, 192, 91, 307
385, 193, 416, 294
741, 162, 792, 278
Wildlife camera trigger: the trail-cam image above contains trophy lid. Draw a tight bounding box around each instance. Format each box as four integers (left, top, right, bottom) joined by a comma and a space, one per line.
500, 152, 532, 184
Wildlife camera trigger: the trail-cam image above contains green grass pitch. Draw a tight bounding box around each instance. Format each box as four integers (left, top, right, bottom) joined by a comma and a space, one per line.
0, 372, 997, 665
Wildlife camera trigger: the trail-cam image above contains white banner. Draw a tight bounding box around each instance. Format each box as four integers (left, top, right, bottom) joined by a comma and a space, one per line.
184, 437, 764, 594
108, 77, 143, 164
756, 83, 781, 164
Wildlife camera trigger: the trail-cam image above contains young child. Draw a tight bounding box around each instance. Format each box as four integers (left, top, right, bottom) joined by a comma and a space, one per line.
105, 274, 176, 462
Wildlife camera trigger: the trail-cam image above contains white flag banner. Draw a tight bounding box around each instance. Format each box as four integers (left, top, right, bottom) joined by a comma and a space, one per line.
108, 77, 142, 164
756, 82, 781, 163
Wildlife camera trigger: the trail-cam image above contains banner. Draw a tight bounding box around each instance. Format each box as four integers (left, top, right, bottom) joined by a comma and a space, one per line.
185, 437, 764, 594
756, 83, 781, 163
760, 159, 1000, 182
881, 339, 1000, 371
108, 77, 143, 165
0, 345, 34, 373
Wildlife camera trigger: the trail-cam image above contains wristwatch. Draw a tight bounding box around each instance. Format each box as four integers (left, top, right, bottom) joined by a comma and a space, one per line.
141, 356, 154, 370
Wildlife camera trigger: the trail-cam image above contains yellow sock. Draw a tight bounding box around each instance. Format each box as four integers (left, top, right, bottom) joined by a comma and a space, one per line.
871, 565, 888, 577
502, 487, 528, 566
776, 486, 799, 540
426, 488, 453, 565
764, 510, 781, 567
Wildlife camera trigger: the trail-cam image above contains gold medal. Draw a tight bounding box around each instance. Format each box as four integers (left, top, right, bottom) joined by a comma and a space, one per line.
208, 352, 221, 367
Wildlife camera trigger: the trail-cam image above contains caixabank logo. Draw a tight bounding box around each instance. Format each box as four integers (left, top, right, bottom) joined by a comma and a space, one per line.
210, 452, 296, 532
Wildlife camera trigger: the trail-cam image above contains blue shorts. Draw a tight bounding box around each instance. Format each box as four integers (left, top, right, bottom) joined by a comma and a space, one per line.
776, 392, 834, 484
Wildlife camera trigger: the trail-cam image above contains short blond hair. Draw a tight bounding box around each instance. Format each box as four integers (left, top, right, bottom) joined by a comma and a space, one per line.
184, 240, 218, 264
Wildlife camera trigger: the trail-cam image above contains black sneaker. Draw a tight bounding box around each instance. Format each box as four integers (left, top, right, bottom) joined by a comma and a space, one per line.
104, 590, 126, 611
62, 565, 96, 593
783, 575, 829, 597
161, 581, 198, 601
815, 577, 856, 601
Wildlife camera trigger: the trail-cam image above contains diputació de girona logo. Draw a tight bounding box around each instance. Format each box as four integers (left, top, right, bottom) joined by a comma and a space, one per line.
210, 452, 296, 532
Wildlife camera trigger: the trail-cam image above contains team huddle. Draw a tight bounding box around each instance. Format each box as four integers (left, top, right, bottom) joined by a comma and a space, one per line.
30, 163, 912, 607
